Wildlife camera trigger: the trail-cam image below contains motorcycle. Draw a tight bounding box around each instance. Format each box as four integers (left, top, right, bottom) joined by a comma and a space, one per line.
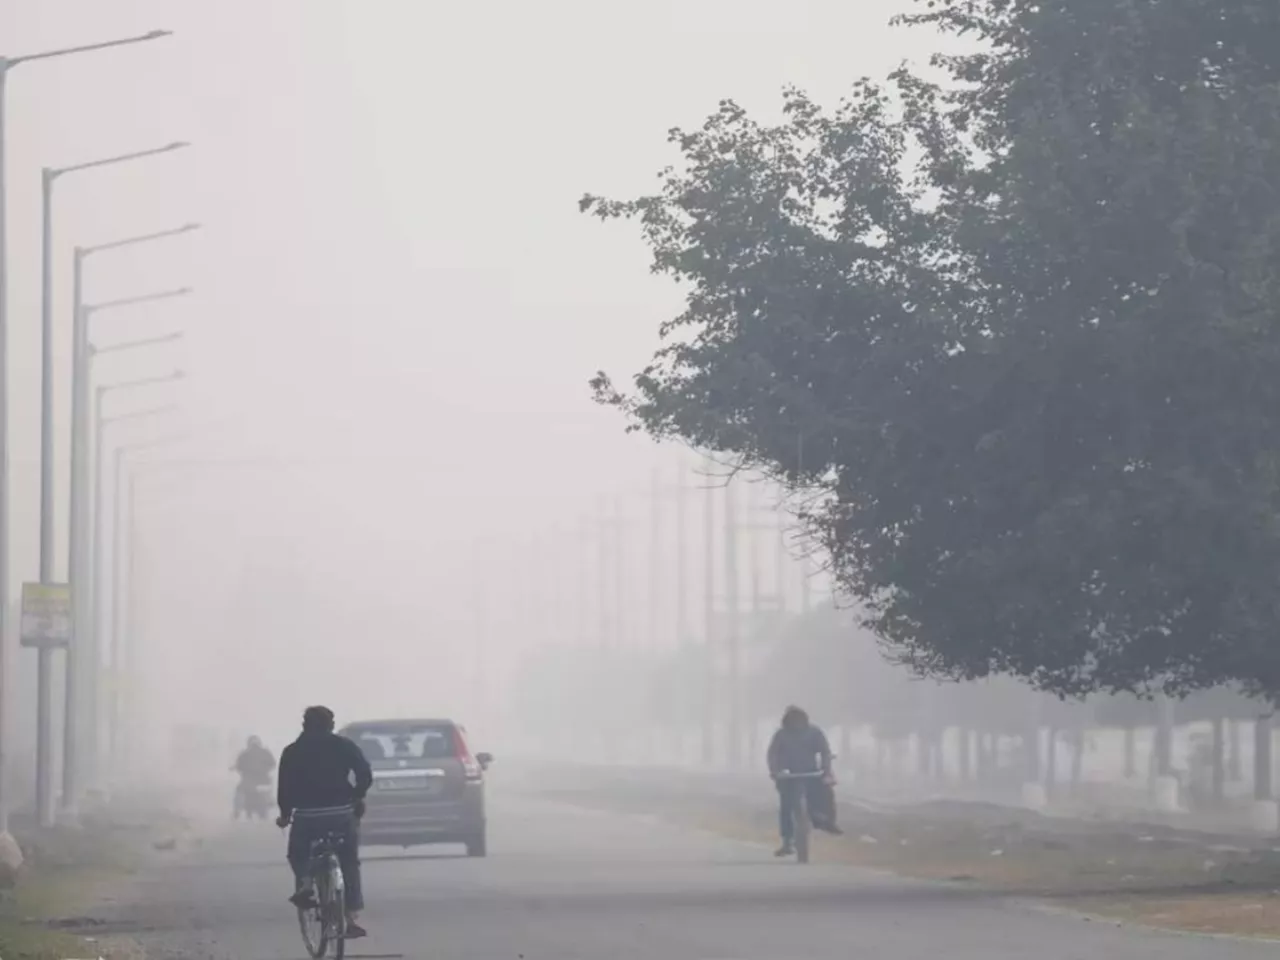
233, 779, 272, 820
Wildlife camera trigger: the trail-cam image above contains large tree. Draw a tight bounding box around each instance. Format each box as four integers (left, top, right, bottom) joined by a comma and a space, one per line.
584, 0, 1280, 700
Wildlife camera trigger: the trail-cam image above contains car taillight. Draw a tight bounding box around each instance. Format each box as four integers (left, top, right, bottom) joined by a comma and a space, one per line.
453, 727, 481, 780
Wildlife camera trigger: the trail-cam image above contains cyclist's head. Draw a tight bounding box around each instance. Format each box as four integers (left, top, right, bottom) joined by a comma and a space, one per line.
782, 705, 809, 730
247, 735, 262, 749
302, 705, 336, 733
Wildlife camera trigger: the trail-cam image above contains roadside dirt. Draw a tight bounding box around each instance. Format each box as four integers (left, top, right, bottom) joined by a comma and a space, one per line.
0, 797, 205, 960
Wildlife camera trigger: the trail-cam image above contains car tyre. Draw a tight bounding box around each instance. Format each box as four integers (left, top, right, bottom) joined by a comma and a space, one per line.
465, 831, 487, 858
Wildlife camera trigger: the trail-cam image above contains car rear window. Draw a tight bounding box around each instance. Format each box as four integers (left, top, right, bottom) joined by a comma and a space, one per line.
345, 724, 455, 761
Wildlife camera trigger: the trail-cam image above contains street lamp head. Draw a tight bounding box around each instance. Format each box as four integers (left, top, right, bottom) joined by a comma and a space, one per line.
166, 140, 191, 152
181, 222, 201, 233
145, 30, 174, 40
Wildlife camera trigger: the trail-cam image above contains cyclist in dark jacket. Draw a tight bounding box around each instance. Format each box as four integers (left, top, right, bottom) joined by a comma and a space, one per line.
767, 705, 842, 856
277, 706, 373, 938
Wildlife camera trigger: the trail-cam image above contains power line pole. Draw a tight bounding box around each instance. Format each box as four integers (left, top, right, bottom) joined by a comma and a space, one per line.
701, 461, 717, 766
723, 477, 741, 769
674, 461, 689, 762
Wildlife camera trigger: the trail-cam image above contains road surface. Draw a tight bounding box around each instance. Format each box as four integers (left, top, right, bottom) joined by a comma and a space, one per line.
114, 786, 1275, 960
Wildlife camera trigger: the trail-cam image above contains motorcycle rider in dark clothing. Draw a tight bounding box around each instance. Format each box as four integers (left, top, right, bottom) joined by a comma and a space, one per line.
277, 706, 373, 938
233, 735, 276, 816
767, 705, 843, 856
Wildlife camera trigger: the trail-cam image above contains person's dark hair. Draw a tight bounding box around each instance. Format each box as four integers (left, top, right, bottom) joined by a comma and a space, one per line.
782, 705, 809, 729
303, 705, 335, 732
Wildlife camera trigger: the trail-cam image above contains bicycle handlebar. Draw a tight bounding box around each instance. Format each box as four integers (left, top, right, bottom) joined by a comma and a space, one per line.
774, 770, 827, 779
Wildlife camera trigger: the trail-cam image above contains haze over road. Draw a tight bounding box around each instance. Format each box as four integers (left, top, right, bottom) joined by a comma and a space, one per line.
116, 784, 1273, 960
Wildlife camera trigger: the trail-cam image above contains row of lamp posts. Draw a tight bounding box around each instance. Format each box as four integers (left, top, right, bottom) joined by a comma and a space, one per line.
0, 29, 196, 826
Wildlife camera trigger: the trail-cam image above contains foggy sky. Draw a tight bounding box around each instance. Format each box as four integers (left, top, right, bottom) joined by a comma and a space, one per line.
1, 0, 922, 750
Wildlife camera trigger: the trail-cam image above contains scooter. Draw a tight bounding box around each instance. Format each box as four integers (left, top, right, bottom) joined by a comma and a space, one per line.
233, 780, 273, 820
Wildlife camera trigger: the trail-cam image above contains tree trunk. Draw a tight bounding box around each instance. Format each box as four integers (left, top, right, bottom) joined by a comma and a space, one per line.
1228, 719, 1242, 782
1153, 695, 1175, 778
1211, 716, 1226, 805
1045, 727, 1059, 797
1123, 726, 1137, 779
916, 732, 931, 778
1255, 713, 1273, 801
977, 732, 995, 780
1024, 703, 1042, 783
957, 728, 972, 782
1070, 727, 1085, 789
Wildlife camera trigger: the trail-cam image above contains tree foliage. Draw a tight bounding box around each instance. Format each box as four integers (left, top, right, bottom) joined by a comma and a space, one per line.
584, 0, 1280, 700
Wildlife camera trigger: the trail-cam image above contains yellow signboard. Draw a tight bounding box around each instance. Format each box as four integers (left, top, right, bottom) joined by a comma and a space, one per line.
20, 582, 71, 648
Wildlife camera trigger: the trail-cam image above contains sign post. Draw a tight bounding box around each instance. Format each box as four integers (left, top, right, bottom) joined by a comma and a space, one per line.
20, 582, 70, 648
21, 582, 69, 825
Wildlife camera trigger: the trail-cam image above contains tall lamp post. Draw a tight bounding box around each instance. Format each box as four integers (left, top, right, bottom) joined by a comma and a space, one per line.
90, 415, 179, 790
66, 282, 192, 805
53, 371, 182, 812
40, 142, 191, 577
0, 26, 172, 831
104, 439, 183, 778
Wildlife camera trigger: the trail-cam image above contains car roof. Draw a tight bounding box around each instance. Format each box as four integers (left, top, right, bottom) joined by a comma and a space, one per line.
341, 718, 458, 729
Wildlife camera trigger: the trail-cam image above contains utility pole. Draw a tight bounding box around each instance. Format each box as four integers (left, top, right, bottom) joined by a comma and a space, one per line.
647, 470, 663, 761
701, 461, 717, 766
739, 481, 790, 764
674, 461, 689, 763
723, 477, 741, 769
594, 498, 610, 650
471, 573, 487, 723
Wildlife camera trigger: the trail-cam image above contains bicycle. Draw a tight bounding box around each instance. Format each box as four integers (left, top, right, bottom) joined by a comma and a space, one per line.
775, 770, 827, 864
296, 831, 348, 959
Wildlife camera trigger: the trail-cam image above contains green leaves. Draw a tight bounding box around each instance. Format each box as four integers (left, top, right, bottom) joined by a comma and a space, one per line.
585, 0, 1280, 701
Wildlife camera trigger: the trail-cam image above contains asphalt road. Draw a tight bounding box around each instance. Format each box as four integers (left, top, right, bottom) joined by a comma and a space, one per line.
115, 786, 1278, 960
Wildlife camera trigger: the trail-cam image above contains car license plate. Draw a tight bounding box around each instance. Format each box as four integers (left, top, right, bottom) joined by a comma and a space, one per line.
377, 777, 422, 791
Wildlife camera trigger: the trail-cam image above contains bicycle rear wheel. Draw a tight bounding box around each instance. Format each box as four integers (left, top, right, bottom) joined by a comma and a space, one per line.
298, 875, 327, 958
794, 796, 811, 864
327, 857, 347, 960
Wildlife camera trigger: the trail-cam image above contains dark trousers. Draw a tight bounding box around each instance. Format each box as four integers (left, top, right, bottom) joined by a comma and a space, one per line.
287, 811, 364, 912
777, 778, 827, 843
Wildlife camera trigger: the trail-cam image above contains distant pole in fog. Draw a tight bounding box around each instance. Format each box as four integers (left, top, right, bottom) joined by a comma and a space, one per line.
674, 461, 688, 650
471, 574, 487, 718
648, 468, 661, 650
595, 497, 610, 649
701, 460, 717, 765
612, 497, 625, 648
799, 550, 813, 614
723, 477, 741, 769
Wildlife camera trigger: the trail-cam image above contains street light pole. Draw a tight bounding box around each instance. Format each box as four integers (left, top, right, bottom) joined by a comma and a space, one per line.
105, 438, 181, 777
0, 27, 174, 827
89, 414, 178, 791
41, 142, 190, 579
68, 276, 192, 802
59, 372, 181, 811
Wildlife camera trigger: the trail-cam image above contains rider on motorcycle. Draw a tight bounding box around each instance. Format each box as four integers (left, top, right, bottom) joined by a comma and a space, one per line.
233, 735, 277, 814
767, 705, 842, 856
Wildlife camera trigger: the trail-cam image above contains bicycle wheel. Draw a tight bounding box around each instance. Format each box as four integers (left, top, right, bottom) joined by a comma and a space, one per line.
327, 855, 347, 960
297, 872, 327, 958
794, 794, 811, 864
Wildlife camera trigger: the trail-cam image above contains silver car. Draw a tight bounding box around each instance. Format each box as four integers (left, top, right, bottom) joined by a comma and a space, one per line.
340, 718, 493, 856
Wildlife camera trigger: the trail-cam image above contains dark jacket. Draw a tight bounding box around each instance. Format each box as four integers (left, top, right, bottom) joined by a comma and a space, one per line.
766, 723, 832, 776
277, 730, 373, 819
